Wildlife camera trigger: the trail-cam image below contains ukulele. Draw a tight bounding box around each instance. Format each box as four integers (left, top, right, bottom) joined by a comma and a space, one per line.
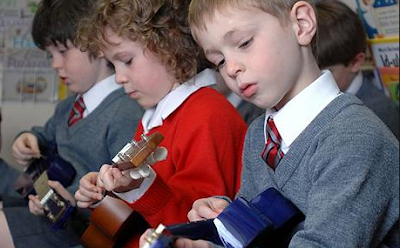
81, 132, 165, 248
143, 188, 305, 248
14, 153, 76, 199
13, 153, 77, 230
33, 170, 76, 230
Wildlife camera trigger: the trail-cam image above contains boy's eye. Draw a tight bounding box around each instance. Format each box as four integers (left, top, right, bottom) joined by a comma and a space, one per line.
46, 53, 53, 59
216, 59, 226, 71
124, 59, 133, 65
239, 38, 253, 49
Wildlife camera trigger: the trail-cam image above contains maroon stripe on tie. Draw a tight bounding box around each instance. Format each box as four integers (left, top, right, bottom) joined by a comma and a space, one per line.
260, 116, 284, 170
68, 96, 86, 127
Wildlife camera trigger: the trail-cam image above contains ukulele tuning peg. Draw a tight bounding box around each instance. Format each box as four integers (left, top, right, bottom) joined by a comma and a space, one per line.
129, 139, 139, 147
113, 139, 139, 163
143, 224, 166, 248
48, 213, 55, 221
140, 134, 149, 142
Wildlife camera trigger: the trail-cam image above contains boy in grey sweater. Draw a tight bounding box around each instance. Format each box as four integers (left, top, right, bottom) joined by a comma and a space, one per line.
153, 0, 399, 247
315, 0, 399, 140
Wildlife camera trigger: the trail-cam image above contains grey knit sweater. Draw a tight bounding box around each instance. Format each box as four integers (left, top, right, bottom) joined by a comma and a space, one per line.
29, 88, 143, 194
238, 93, 399, 247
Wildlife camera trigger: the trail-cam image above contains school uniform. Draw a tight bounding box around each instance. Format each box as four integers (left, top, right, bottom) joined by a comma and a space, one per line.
3, 75, 144, 248
238, 71, 399, 247
114, 69, 248, 247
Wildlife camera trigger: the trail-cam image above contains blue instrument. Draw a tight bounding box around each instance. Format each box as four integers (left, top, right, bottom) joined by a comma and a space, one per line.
14, 151, 77, 230
144, 188, 304, 248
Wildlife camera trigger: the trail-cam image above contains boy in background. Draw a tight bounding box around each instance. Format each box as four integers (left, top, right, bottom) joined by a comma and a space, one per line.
149, 0, 399, 247
316, 0, 399, 139
0, 0, 143, 247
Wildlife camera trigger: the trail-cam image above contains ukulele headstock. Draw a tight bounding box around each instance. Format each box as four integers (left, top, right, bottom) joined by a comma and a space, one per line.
112, 132, 164, 170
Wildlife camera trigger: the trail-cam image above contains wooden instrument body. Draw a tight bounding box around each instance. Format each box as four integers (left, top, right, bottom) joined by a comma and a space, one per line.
82, 133, 164, 248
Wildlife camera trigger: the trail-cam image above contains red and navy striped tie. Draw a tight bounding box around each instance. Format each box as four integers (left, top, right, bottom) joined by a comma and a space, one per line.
261, 116, 284, 170
68, 96, 85, 126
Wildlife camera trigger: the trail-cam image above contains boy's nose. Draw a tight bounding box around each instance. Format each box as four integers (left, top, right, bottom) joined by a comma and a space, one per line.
115, 73, 128, 85
226, 60, 244, 78
51, 58, 62, 70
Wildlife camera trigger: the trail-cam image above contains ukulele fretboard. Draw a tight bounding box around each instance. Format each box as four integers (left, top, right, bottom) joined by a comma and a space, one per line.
33, 171, 53, 204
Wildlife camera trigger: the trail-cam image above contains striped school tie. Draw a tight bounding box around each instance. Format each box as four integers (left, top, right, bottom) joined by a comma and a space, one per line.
261, 116, 284, 170
68, 96, 85, 126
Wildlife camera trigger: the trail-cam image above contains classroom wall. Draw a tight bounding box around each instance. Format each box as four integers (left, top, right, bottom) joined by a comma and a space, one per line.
1, 101, 55, 168
1, 0, 56, 168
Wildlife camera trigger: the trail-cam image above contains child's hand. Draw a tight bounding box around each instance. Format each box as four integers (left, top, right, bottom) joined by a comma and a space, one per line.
28, 180, 75, 216
187, 197, 230, 221
97, 164, 134, 192
174, 238, 211, 248
75, 172, 104, 208
12, 133, 41, 166
139, 229, 211, 248
28, 194, 44, 216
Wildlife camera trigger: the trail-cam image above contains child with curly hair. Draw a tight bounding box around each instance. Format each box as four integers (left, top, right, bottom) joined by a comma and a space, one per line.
74, 0, 248, 247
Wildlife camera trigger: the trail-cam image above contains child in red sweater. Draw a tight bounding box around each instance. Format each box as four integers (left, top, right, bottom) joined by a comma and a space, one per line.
74, 0, 247, 247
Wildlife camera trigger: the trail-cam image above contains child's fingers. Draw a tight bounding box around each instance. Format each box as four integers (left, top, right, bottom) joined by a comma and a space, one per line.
113, 168, 133, 187
23, 134, 41, 155
28, 195, 44, 216
188, 197, 228, 221
75, 192, 98, 208
175, 238, 211, 248
208, 198, 229, 214
76, 186, 104, 202
101, 169, 118, 191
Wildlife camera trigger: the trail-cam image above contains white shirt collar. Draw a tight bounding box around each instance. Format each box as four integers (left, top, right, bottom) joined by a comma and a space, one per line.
141, 69, 218, 134
82, 74, 121, 116
264, 70, 341, 153
346, 71, 363, 95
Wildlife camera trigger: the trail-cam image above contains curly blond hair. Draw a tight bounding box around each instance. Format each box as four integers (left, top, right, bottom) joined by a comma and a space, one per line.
77, 0, 207, 83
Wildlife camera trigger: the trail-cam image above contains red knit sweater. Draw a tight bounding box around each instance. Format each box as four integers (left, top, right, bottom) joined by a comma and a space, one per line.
124, 87, 247, 247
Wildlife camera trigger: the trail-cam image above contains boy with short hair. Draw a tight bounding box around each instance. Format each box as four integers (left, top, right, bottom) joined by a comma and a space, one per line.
0, 0, 143, 247
164, 0, 399, 247
316, 0, 399, 139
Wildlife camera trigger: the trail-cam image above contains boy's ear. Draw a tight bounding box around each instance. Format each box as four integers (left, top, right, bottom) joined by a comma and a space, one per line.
349, 53, 366, 73
290, 1, 317, 46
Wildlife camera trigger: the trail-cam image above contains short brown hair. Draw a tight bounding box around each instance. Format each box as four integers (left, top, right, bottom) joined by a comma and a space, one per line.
76, 0, 206, 83
189, 0, 314, 31
315, 0, 367, 68
31, 0, 97, 57
189, 0, 316, 57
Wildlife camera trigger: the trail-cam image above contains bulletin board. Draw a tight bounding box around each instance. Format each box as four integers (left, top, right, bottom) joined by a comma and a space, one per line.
0, 0, 65, 102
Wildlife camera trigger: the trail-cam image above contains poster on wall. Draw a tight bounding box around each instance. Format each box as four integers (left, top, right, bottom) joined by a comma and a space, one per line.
355, 0, 399, 39
2, 48, 58, 101
0, 0, 63, 102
